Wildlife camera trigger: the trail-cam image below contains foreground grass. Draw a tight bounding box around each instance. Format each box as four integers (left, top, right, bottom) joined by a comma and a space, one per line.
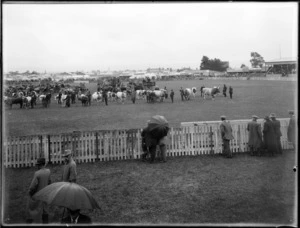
3, 150, 296, 225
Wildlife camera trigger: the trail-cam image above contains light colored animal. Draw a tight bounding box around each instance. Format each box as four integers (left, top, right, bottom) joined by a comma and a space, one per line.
107, 91, 116, 101
181, 88, 192, 100
136, 90, 146, 100
151, 89, 166, 102
115, 91, 127, 104
202, 87, 220, 100
92, 92, 102, 103
192, 87, 197, 98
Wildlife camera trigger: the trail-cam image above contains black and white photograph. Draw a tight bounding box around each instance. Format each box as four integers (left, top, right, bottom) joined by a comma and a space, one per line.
2, 2, 298, 226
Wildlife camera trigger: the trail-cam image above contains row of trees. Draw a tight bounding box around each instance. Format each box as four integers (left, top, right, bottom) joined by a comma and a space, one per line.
200, 52, 265, 72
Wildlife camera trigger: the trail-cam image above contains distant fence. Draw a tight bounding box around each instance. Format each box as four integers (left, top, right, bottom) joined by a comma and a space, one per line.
3, 118, 293, 168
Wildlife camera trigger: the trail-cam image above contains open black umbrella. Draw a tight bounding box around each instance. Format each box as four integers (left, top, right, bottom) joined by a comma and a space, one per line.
147, 115, 169, 140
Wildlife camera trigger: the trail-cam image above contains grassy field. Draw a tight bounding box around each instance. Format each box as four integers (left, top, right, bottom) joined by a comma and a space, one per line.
4, 79, 297, 137
3, 151, 296, 225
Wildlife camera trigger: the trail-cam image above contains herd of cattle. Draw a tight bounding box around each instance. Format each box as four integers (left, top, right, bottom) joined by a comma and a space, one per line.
3, 85, 221, 109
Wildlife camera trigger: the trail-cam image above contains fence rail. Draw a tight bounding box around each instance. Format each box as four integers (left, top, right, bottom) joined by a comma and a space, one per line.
3, 118, 293, 168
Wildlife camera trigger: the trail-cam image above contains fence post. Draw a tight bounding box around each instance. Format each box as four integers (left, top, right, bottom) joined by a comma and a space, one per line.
40, 135, 43, 157
209, 126, 213, 155
95, 132, 99, 161
48, 135, 52, 164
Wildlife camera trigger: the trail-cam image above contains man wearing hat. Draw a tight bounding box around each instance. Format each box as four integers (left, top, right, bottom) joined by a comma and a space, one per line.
27, 158, 51, 224
220, 116, 234, 158
247, 115, 263, 156
62, 149, 77, 183
263, 116, 276, 156
287, 110, 296, 150
270, 113, 282, 154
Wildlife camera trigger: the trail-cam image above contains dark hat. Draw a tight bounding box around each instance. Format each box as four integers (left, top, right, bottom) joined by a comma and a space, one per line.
264, 116, 270, 120
36, 158, 46, 166
288, 110, 294, 115
62, 149, 72, 157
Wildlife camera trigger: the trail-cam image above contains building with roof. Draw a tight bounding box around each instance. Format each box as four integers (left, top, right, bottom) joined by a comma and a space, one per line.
264, 57, 297, 77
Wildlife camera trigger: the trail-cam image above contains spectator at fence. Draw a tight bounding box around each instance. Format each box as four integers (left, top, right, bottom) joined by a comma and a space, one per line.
270, 113, 282, 154
223, 84, 227, 97
247, 115, 263, 156
262, 116, 276, 156
287, 110, 296, 150
229, 86, 233, 99
141, 124, 157, 163
220, 115, 234, 158
62, 149, 77, 183
170, 89, 174, 103
27, 158, 51, 224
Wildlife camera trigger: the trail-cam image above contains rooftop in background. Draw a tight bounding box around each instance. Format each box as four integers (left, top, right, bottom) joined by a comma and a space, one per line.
265, 57, 297, 65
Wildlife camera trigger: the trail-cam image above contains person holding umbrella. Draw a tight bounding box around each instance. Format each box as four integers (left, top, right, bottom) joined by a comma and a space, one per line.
142, 115, 170, 163
61, 209, 91, 224
33, 182, 101, 224
62, 149, 77, 183
27, 158, 51, 224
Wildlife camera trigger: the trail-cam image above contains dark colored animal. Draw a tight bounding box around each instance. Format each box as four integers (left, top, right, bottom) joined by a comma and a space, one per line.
5, 97, 23, 109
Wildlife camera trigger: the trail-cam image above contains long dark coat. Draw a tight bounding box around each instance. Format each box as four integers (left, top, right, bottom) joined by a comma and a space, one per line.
247, 120, 263, 149
287, 116, 296, 144
263, 119, 277, 153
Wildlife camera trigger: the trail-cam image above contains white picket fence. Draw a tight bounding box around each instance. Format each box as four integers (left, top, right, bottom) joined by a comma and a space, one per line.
3, 118, 293, 168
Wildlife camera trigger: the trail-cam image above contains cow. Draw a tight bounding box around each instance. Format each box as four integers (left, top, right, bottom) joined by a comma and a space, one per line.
5, 97, 23, 109
192, 87, 197, 98
78, 94, 89, 106
136, 90, 147, 100
203, 87, 220, 100
148, 89, 166, 103
180, 88, 192, 100
92, 92, 102, 103
107, 91, 116, 102
115, 91, 127, 104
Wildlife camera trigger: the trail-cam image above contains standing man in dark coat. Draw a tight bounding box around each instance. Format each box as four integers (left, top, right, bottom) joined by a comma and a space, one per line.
270, 113, 282, 154
180, 87, 184, 101
86, 90, 91, 106
200, 86, 205, 97
263, 116, 277, 156
27, 158, 51, 224
65, 92, 71, 108
229, 86, 233, 99
131, 89, 136, 104
247, 115, 263, 156
61, 209, 91, 224
61, 149, 77, 183
287, 110, 296, 150
102, 90, 108, 106
220, 115, 234, 158
223, 84, 227, 97
170, 89, 174, 103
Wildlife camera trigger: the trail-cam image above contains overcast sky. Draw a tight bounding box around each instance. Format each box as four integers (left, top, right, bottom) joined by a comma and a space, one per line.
3, 2, 298, 72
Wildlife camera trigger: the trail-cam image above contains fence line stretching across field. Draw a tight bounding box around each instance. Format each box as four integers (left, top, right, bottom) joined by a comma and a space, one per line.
3, 118, 293, 168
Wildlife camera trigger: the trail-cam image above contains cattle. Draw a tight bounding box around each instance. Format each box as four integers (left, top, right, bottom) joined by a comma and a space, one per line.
92, 92, 102, 103
115, 91, 127, 104
78, 94, 89, 106
180, 88, 192, 100
5, 97, 23, 109
148, 89, 166, 103
203, 87, 220, 100
107, 91, 116, 102
40, 93, 51, 108
136, 90, 147, 100
192, 87, 197, 98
